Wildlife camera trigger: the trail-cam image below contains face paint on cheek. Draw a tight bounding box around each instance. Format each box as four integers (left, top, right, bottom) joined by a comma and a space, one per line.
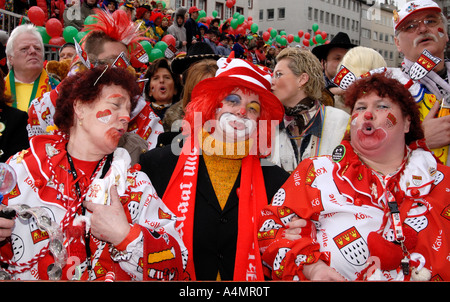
351, 112, 359, 126
438, 27, 445, 38
96, 109, 112, 124
385, 112, 397, 129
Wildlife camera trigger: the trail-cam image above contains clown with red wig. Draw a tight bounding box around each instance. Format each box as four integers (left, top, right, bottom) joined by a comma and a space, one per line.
140, 56, 290, 280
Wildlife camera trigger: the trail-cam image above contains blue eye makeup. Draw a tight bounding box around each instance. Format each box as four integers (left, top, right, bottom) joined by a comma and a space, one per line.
224, 94, 242, 105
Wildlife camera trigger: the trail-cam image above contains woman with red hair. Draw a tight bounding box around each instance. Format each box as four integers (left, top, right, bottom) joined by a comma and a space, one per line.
258, 73, 450, 281
0, 67, 185, 280
140, 57, 289, 280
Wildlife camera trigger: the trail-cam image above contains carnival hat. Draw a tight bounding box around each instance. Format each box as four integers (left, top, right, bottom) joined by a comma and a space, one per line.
186, 56, 285, 155
171, 42, 222, 74
312, 32, 356, 61
393, 0, 442, 31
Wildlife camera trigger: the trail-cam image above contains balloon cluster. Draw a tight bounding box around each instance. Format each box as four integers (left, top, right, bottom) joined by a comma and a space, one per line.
262, 23, 329, 48
28, 5, 93, 48
27, 5, 174, 64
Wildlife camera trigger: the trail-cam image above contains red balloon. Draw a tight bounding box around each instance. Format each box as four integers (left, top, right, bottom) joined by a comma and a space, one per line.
226, 0, 234, 8
267, 27, 273, 33
262, 31, 270, 42
45, 18, 63, 38
302, 39, 310, 47
28, 6, 46, 26
304, 32, 311, 40
298, 30, 304, 38
287, 34, 294, 44
48, 36, 65, 51
321, 31, 328, 40
162, 34, 176, 47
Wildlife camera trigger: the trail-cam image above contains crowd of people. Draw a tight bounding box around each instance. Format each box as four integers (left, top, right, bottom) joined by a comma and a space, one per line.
0, 0, 448, 282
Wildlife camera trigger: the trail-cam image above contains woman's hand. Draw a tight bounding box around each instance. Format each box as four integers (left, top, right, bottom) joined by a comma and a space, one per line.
0, 205, 14, 242
83, 186, 130, 246
303, 260, 346, 281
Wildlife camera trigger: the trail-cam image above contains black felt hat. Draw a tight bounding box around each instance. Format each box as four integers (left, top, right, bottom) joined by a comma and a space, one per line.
312, 32, 357, 61
170, 42, 222, 74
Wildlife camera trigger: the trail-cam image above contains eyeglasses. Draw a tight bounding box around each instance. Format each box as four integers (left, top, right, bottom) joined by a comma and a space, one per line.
399, 16, 442, 33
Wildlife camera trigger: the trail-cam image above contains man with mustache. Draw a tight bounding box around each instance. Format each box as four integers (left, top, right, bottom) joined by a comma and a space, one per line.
393, 0, 450, 164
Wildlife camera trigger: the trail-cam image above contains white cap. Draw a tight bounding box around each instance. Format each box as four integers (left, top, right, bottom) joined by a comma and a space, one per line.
393, 0, 442, 30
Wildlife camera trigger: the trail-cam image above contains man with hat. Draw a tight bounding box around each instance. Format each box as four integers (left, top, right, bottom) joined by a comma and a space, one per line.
392, 0, 450, 164
185, 6, 200, 51
312, 32, 356, 103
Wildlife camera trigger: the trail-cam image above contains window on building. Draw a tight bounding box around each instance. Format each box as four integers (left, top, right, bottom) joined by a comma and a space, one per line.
215, 2, 224, 19
198, 0, 205, 10
267, 8, 274, 20
278, 7, 285, 19
314, 8, 318, 21
308, 7, 313, 20
259, 9, 264, 20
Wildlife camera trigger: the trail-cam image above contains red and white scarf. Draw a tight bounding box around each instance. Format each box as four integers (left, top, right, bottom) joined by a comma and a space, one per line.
163, 137, 266, 280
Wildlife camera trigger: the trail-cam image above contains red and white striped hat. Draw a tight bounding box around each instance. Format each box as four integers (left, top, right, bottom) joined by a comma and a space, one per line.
215, 57, 273, 91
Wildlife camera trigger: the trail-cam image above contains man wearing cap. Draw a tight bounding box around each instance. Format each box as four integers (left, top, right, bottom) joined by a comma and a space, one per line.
392, 0, 450, 164
312, 32, 356, 104
185, 6, 200, 51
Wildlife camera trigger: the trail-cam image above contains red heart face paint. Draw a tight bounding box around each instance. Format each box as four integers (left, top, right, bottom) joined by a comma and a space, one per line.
96, 109, 112, 124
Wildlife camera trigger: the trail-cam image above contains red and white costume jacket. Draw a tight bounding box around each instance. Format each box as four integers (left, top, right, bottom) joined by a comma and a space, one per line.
258, 140, 450, 281
27, 90, 164, 150
0, 134, 187, 280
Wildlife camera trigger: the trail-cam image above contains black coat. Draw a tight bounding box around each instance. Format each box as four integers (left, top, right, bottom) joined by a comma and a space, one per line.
140, 145, 289, 280
0, 104, 29, 162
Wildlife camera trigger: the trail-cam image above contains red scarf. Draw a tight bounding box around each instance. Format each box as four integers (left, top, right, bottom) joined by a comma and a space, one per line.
163, 138, 266, 280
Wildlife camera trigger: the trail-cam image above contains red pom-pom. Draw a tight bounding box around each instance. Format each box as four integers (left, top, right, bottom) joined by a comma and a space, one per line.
367, 231, 403, 271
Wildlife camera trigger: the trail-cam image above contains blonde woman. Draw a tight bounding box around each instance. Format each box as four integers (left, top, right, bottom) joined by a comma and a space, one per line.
334, 46, 387, 113
269, 47, 350, 172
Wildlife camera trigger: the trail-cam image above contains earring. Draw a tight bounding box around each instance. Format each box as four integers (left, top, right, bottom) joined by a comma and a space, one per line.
79, 120, 83, 126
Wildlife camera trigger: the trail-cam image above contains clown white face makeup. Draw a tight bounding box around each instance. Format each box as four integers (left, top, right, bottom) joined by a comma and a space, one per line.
213, 89, 261, 142
350, 92, 410, 158
75, 85, 131, 155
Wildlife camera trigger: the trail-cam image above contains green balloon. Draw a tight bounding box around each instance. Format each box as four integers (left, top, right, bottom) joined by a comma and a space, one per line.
275, 35, 282, 44
212, 10, 218, 18
36, 26, 51, 44
199, 10, 206, 19
230, 18, 238, 29
149, 48, 164, 62
237, 14, 245, 25
250, 23, 258, 34
63, 26, 79, 43
315, 34, 323, 43
270, 28, 277, 38
154, 41, 167, 53
280, 37, 287, 46
294, 35, 300, 43
312, 23, 319, 32
279, 30, 287, 36
84, 15, 97, 26
140, 40, 153, 54
233, 12, 240, 19
75, 31, 87, 43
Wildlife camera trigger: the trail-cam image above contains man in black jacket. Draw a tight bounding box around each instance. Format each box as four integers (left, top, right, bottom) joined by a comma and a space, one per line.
184, 6, 200, 52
